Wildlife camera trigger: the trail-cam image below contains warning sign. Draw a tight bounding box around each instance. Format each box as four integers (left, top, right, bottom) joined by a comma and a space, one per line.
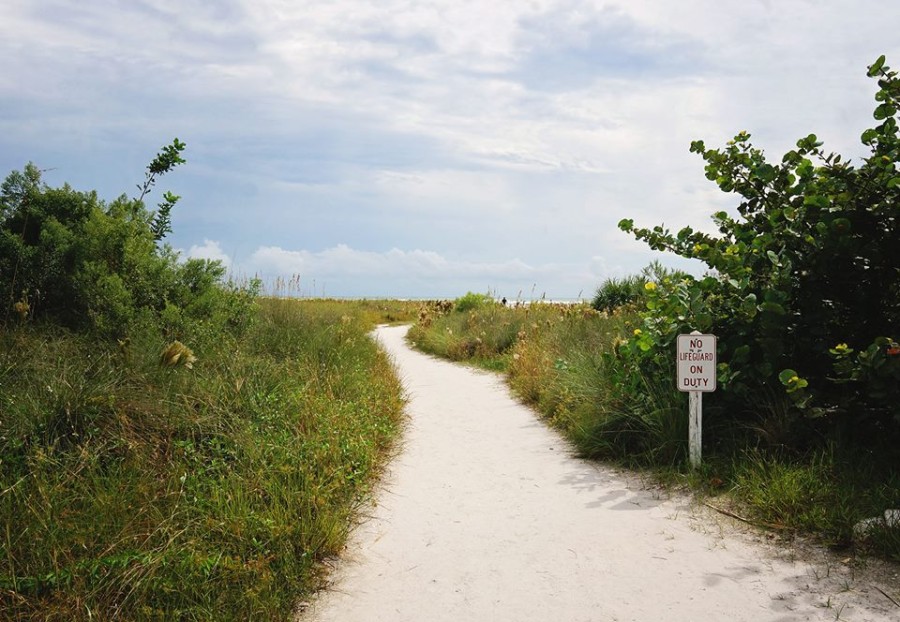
677, 333, 717, 393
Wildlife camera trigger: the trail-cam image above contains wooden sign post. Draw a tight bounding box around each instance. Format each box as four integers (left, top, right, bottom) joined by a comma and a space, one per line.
677, 331, 717, 468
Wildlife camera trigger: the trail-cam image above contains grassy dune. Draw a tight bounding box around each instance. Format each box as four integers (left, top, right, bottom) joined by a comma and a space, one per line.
1, 299, 418, 621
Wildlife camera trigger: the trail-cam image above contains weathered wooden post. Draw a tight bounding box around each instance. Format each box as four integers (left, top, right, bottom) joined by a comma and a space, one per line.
676, 331, 717, 469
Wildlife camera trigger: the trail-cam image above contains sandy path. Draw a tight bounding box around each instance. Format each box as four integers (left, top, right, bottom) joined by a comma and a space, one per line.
302, 325, 897, 622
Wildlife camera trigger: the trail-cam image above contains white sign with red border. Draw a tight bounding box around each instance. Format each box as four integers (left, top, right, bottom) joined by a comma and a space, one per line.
677, 333, 717, 393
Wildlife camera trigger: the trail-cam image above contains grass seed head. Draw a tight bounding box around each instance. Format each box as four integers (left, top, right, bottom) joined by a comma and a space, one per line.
160, 340, 197, 369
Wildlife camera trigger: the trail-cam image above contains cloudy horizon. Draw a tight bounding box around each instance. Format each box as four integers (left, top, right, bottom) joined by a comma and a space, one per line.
3, 1, 898, 299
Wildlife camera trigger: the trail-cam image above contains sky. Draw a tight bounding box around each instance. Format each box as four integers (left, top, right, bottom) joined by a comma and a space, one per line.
2, 1, 898, 299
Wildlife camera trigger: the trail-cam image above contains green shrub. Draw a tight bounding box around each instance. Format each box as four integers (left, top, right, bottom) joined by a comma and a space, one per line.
453, 291, 495, 313
619, 56, 900, 441
0, 141, 256, 341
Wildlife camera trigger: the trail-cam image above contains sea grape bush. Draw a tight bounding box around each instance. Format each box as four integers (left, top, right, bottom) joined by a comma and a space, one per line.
619, 56, 900, 434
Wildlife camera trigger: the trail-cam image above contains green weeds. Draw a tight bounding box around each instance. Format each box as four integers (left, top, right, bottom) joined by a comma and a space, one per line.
0, 299, 409, 620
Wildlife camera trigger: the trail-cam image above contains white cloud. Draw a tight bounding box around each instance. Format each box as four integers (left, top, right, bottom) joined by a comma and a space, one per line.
250, 244, 528, 279
245, 244, 596, 299
3, 0, 899, 298
186, 239, 232, 267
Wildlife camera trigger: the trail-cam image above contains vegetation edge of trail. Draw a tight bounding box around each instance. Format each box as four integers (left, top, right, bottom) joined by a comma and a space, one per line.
408, 55, 900, 563
1, 298, 420, 621
0, 139, 422, 620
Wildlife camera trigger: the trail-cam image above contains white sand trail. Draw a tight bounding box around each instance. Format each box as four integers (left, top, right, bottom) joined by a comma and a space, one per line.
302, 325, 897, 622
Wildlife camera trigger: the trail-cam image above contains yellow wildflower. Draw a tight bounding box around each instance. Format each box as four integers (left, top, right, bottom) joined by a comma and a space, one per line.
13, 300, 29, 320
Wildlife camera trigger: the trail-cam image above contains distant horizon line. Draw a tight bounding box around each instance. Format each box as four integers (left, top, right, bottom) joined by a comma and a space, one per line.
257, 294, 590, 304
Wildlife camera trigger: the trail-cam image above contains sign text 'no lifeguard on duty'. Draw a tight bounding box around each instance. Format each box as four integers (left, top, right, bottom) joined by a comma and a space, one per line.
677, 333, 717, 393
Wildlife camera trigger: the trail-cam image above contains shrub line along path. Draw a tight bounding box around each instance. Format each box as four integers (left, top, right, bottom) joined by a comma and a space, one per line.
302, 325, 897, 622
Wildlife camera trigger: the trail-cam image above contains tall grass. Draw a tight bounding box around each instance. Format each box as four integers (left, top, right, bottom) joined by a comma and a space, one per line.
0, 299, 415, 621
407, 299, 527, 370
407, 299, 687, 463
729, 447, 900, 555
407, 297, 900, 560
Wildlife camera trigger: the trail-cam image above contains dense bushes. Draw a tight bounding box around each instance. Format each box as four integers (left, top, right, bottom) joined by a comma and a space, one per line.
619, 56, 900, 444
0, 140, 249, 341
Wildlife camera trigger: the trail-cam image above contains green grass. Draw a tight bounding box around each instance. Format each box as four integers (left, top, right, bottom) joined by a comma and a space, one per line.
727, 448, 900, 554
407, 299, 900, 561
0, 298, 415, 621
